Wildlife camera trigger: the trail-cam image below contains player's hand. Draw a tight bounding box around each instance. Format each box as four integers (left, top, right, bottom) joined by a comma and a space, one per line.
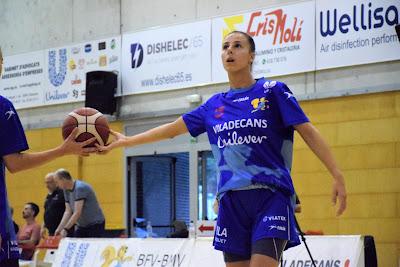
95, 130, 127, 154
331, 176, 347, 216
60, 128, 97, 156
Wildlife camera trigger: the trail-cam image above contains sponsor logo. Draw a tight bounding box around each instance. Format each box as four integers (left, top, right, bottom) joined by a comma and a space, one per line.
263, 80, 277, 89
269, 225, 286, 231
84, 44, 92, 53
100, 245, 133, 267
71, 74, 81, 85
147, 38, 189, 55
215, 226, 227, 244
86, 58, 97, 66
48, 49, 67, 87
214, 106, 225, 118
110, 39, 116, 49
78, 58, 85, 69
284, 259, 346, 267
5, 109, 15, 120
251, 97, 269, 113
109, 55, 118, 64
63, 242, 89, 267
320, 3, 399, 37
232, 96, 249, 103
98, 41, 106, 50
131, 43, 144, 68
247, 9, 303, 45
263, 215, 287, 222
263, 81, 277, 93
284, 91, 293, 99
99, 55, 107, 66
72, 89, 79, 98
71, 47, 80, 54
222, 15, 244, 38
68, 59, 76, 70
45, 90, 69, 101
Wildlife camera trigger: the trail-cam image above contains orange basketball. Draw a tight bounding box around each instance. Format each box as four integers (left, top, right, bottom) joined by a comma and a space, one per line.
62, 107, 109, 147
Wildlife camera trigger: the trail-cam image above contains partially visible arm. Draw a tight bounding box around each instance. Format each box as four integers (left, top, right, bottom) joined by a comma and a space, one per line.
40, 222, 47, 239
294, 122, 347, 216
59, 200, 84, 238
97, 116, 188, 153
62, 200, 84, 231
55, 203, 73, 236
3, 128, 96, 173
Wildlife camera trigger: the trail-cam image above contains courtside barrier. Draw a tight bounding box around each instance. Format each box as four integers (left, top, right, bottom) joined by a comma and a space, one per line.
51, 235, 364, 267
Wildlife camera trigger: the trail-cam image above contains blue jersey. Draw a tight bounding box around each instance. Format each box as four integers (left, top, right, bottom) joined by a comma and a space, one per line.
183, 78, 309, 198
0, 95, 28, 261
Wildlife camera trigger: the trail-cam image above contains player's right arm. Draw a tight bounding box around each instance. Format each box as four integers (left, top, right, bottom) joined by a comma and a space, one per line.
97, 117, 189, 153
3, 128, 97, 173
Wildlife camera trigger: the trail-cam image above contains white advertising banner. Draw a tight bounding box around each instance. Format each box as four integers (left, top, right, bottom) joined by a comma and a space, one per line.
44, 36, 121, 106
121, 20, 212, 94
211, 1, 315, 83
0, 51, 45, 109
0, 37, 121, 109
53, 238, 198, 267
316, 0, 400, 69
282, 235, 364, 267
53, 236, 364, 267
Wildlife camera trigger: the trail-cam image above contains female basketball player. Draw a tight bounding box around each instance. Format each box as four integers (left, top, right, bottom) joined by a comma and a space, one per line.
97, 31, 347, 267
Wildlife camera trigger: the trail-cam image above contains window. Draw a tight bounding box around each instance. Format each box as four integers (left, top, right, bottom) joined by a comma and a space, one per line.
198, 151, 218, 221
128, 153, 189, 237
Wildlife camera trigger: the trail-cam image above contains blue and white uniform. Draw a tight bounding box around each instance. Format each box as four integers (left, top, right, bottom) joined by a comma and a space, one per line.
183, 78, 309, 254
0, 96, 29, 262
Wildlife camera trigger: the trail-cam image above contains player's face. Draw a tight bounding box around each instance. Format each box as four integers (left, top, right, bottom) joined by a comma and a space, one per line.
221, 33, 254, 73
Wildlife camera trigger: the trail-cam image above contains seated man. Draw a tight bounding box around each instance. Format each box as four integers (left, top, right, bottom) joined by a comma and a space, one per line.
17, 203, 41, 260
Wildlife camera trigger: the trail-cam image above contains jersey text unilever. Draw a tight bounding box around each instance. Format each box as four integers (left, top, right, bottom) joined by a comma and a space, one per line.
320, 2, 399, 37
147, 38, 189, 54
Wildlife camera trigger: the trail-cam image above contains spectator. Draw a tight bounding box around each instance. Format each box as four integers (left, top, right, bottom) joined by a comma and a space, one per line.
0, 46, 96, 267
41, 172, 65, 238
54, 169, 105, 238
17, 203, 41, 260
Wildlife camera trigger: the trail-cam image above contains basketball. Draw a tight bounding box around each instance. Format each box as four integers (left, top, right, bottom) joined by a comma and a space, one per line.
62, 107, 110, 147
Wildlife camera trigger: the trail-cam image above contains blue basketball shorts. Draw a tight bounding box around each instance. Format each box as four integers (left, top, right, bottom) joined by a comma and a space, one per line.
213, 188, 300, 256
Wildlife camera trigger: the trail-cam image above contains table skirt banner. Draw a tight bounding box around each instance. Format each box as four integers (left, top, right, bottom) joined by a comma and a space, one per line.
53, 235, 364, 267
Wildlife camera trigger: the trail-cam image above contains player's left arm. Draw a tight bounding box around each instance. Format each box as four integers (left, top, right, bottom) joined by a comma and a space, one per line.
294, 122, 347, 216
3, 128, 96, 173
